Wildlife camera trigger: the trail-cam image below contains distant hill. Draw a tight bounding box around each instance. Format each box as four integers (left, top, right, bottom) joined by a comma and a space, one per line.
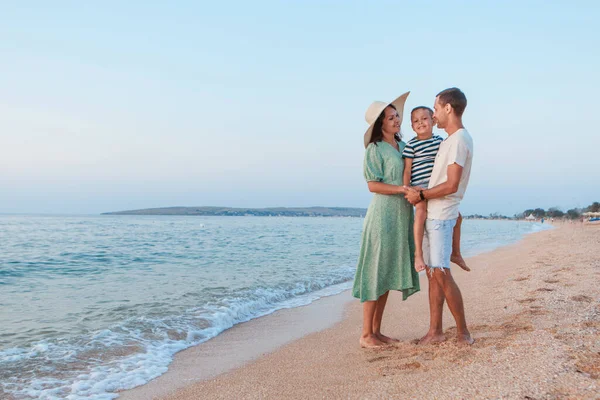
102, 206, 367, 217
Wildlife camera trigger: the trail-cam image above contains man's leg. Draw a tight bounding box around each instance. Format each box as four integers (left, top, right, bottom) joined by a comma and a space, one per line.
450, 213, 470, 272
431, 269, 474, 345
419, 267, 446, 344
372, 291, 399, 344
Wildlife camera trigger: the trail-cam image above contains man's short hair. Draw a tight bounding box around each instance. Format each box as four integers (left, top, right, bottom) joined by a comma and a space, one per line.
436, 87, 467, 117
411, 106, 433, 118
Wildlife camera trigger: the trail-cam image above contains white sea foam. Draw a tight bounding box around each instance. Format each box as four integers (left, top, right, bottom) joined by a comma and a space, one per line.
1, 270, 354, 399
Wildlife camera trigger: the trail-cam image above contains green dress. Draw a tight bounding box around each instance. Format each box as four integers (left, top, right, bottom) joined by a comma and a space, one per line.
352, 140, 420, 302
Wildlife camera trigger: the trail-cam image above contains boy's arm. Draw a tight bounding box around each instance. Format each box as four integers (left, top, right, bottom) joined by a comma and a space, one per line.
403, 158, 412, 187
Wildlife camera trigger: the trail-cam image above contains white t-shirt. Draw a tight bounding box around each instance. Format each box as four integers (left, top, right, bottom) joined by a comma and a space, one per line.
427, 128, 474, 220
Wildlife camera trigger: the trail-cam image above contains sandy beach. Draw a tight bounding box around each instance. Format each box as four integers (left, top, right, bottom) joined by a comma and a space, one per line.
122, 223, 599, 399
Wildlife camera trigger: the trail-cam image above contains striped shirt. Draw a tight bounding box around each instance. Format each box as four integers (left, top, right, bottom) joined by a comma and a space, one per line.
402, 135, 443, 185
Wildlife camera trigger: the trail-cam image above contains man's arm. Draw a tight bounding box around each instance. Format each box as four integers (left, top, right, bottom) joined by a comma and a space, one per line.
422, 163, 463, 199
405, 163, 463, 204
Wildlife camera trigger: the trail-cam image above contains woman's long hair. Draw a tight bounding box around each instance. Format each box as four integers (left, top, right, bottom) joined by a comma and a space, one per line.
369, 104, 402, 145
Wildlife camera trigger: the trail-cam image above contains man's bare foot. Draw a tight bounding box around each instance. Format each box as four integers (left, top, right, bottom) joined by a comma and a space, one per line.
418, 332, 446, 345
360, 335, 385, 348
457, 333, 475, 346
451, 254, 470, 272
414, 255, 427, 272
375, 333, 400, 344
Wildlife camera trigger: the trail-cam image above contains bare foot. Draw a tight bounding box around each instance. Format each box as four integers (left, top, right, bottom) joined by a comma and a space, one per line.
418, 332, 446, 345
375, 333, 400, 344
360, 335, 385, 348
451, 254, 470, 272
414, 255, 427, 272
457, 333, 475, 346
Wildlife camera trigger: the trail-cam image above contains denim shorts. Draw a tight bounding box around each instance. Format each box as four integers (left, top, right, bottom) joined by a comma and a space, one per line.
423, 218, 457, 270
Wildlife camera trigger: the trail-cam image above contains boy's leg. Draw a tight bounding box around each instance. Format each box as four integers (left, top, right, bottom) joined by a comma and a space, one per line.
451, 212, 470, 272
414, 201, 428, 272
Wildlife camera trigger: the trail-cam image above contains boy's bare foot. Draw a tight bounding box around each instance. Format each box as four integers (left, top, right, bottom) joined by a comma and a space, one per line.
414, 256, 427, 272
457, 333, 475, 346
360, 335, 385, 348
375, 333, 400, 344
418, 332, 446, 345
451, 254, 470, 272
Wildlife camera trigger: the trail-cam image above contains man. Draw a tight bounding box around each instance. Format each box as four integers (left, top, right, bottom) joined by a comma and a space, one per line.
405, 87, 474, 345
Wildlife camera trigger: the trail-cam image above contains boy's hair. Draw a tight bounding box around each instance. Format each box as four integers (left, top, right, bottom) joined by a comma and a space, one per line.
436, 87, 467, 117
411, 106, 433, 119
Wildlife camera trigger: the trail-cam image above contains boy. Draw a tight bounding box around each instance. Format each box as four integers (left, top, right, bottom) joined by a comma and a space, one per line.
402, 106, 469, 273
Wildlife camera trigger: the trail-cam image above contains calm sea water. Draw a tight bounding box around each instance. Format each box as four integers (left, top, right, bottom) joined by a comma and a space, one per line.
0, 215, 551, 399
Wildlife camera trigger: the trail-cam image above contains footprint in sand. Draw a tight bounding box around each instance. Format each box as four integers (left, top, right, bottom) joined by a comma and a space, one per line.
517, 298, 537, 303
527, 308, 546, 316
367, 355, 390, 363
543, 279, 560, 284
570, 295, 593, 302
552, 266, 573, 273
574, 351, 600, 379
379, 361, 424, 376
582, 320, 599, 328
397, 361, 423, 370
501, 320, 534, 333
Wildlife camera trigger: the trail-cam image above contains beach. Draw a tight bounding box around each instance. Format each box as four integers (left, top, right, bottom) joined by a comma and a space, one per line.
121, 223, 599, 399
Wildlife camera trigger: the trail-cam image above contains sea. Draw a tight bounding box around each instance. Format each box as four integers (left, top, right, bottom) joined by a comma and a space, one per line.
0, 215, 552, 399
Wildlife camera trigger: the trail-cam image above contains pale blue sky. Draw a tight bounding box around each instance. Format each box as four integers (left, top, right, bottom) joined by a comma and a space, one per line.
1, 1, 599, 215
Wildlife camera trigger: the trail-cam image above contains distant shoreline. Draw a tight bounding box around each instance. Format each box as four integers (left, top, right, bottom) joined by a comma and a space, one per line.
102, 206, 368, 217
100, 206, 532, 219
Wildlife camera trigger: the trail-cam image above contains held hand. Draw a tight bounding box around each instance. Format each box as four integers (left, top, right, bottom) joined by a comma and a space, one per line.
405, 188, 421, 205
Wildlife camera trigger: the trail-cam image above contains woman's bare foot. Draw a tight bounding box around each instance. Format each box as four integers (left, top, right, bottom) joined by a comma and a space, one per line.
457, 333, 475, 346
450, 254, 470, 271
418, 332, 446, 345
375, 333, 400, 344
360, 334, 385, 348
414, 255, 427, 272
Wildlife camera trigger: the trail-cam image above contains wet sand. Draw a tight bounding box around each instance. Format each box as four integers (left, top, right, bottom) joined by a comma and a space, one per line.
121, 223, 599, 399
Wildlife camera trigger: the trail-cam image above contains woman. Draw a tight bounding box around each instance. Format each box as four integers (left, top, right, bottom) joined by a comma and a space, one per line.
352, 91, 420, 348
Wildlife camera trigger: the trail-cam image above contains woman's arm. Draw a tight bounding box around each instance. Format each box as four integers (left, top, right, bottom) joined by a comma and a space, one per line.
403, 158, 412, 187
367, 181, 407, 195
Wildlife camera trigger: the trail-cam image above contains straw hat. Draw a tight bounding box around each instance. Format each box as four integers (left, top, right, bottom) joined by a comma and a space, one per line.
363, 91, 410, 148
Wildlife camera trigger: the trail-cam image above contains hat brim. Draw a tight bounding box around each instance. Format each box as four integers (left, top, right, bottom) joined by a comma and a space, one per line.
363, 91, 410, 148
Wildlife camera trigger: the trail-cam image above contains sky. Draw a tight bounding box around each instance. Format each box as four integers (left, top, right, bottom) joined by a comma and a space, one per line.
1, 1, 599, 215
